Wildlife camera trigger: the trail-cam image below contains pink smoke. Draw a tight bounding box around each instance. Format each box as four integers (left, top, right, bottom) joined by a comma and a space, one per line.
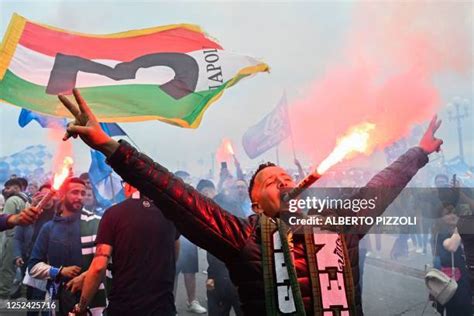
216, 138, 236, 171
289, 2, 471, 167
49, 126, 74, 177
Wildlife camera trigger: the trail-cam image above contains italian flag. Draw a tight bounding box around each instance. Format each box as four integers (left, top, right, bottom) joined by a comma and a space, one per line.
0, 14, 269, 127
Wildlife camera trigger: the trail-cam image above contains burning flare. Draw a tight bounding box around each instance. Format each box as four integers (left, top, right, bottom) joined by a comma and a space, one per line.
317, 122, 375, 174
226, 141, 235, 156
36, 156, 74, 212
282, 122, 375, 202
216, 138, 235, 166
52, 156, 74, 190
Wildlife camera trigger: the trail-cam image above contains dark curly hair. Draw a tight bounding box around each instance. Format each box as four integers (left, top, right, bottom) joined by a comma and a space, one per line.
248, 162, 276, 201
4, 178, 23, 189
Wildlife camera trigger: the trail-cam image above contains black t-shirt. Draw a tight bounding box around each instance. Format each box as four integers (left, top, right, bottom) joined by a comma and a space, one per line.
95, 198, 180, 315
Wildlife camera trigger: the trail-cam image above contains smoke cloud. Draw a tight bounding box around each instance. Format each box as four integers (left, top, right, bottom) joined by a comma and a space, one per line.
289, 2, 472, 168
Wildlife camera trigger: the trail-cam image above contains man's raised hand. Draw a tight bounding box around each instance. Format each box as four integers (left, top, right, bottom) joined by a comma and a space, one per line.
58, 88, 119, 157
419, 115, 443, 155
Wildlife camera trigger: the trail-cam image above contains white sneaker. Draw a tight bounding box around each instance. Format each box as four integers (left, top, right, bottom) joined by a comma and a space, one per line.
416, 247, 424, 254
187, 300, 207, 314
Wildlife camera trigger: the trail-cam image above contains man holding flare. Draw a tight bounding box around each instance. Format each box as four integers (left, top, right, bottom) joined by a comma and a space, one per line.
0, 208, 39, 232
60, 89, 442, 316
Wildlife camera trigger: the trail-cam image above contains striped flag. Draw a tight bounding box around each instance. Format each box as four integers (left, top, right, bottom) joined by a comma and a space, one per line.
0, 14, 268, 127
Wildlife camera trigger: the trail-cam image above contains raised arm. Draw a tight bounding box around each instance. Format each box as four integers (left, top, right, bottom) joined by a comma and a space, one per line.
58, 89, 251, 261
349, 116, 443, 235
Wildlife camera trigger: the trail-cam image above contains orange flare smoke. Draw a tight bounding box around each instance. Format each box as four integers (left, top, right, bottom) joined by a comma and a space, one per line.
216, 138, 235, 166
226, 142, 235, 156
316, 122, 375, 174
52, 156, 74, 190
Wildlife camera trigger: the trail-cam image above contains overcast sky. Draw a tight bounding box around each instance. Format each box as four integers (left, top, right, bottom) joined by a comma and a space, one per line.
0, 0, 472, 178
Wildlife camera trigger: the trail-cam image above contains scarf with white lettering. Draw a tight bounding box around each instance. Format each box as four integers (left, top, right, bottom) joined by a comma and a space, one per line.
261, 215, 356, 316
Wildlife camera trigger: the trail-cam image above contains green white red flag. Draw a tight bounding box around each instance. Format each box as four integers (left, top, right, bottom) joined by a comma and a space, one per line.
0, 14, 268, 127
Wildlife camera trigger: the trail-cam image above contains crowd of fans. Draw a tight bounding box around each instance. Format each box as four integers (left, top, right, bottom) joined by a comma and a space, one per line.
0, 155, 472, 315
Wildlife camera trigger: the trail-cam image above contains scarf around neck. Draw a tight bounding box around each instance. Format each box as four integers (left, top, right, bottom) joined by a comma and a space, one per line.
260, 215, 356, 316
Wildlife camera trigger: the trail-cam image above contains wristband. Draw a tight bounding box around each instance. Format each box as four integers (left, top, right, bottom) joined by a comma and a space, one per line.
57, 266, 64, 281
49, 266, 61, 280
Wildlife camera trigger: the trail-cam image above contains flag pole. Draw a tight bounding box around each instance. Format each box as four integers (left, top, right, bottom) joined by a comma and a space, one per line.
283, 92, 297, 161
276, 145, 280, 165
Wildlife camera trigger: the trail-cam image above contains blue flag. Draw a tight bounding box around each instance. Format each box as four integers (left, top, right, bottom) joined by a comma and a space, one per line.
242, 94, 291, 159
18, 109, 67, 128
88, 123, 128, 210
88, 150, 126, 209
100, 123, 127, 137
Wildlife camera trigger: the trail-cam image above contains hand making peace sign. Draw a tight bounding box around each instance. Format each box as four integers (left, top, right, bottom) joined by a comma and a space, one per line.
58, 88, 119, 157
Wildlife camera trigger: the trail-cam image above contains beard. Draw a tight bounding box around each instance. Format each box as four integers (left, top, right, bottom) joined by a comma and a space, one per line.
64, 200, 83, 213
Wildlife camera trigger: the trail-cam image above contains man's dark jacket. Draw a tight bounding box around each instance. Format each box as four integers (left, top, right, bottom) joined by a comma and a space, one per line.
108, 141, 428, 315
